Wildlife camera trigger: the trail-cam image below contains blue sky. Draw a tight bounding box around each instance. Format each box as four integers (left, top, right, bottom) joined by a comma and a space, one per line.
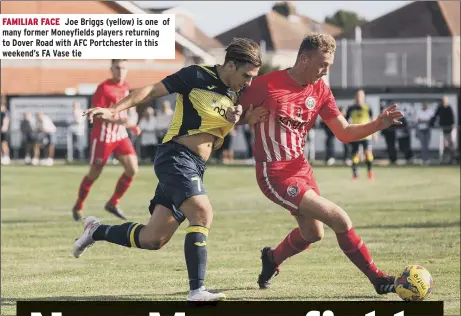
136, 1, 411, 36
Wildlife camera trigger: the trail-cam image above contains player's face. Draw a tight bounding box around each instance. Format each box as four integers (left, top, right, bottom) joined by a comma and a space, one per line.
227, 62, 260, 92
301, 49, 334, 84
111, 61, 128, 83
355, 90, 365, 104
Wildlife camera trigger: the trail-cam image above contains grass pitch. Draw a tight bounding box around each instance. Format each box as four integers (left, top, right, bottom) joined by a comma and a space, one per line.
1, 164, 460, 315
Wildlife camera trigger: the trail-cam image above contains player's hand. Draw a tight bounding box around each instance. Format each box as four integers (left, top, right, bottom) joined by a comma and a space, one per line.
225, 104, 243, 124
376, 104, 403, 130
83, 107, 116, 123
245, 104, 269, 125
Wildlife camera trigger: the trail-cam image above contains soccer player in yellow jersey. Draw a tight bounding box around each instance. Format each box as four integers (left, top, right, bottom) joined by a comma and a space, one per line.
72, 38, 268, 301
346, 89, 375, 180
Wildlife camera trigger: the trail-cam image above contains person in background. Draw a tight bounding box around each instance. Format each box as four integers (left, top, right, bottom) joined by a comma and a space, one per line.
69, 101, 86, 161
156, 100, 174, 143
430, 96, 456, 164
20, 112, 36, 164
338, 106, 351, 166
320, 119, 335, 166
395, 115, 413, 164
138, 107, 158, 162
35, 112, 57, 166
415, 103, 433, 165
1, 100, 10, 165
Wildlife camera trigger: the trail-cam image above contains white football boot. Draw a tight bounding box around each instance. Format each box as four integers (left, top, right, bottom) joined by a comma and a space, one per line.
187, 286, 226, 301
72, 216, 101, 258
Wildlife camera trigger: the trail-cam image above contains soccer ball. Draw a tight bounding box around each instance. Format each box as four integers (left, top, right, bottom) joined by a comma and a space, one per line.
394, 265, 433, 301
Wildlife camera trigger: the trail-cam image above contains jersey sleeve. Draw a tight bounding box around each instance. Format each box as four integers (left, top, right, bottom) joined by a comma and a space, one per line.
319, 86, 341, 121
92, 83, 106, 108
238, 76, 268, 112
161, 65, 197, 95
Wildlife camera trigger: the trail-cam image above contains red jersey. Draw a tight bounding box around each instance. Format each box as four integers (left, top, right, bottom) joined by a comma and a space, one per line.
91, 79, 130, 143
239, 70, 341, 162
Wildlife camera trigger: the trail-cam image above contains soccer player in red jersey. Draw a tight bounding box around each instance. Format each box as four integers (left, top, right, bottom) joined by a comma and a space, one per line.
72, 59, 141, 221
238, 33, 403, 295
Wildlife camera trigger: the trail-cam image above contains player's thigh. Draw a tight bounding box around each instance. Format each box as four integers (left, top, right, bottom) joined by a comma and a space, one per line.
351, 142, 360, 155
89, 138, 114, 168
118, 154, 139, 176
139, 204, 180, 250
362, 140, 373, 155
298, 189, 352, 233
293, 214, 324, 243
154, 142, 209, 227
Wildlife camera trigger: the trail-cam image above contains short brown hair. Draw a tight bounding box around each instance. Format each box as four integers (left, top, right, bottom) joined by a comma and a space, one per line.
298, 33, 336, 56
224, 38, 262, 68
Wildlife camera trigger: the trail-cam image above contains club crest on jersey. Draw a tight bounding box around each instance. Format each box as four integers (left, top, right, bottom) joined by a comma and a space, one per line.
287, 185, 299, 197
305, 97, 316, 110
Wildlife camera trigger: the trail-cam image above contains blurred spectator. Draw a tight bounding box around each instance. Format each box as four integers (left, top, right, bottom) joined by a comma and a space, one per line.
138, 107, 158, 162
305, 126, 316, 163
395, 116, 413, 163
35, 112, 56, 166
380, 103, 398, 164
216, 128, 237, 165
415, 103, 433, 165
20, 112, 36, 164
338, 106, 351, 166
68, 101, 86, 161
320, 119, 335, 166
156, 100, 174, 143
242, 124, 254, 165
1, 100, 10, 165
430, 96, 456, 164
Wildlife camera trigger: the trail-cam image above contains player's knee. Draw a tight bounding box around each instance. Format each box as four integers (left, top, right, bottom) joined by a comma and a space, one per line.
366, 151, 374, 162
87, 167, 102, 181
301, 230, 323, 243
144, 237, 170, 250
330, 207, 353, 233
125, 165, 138, 177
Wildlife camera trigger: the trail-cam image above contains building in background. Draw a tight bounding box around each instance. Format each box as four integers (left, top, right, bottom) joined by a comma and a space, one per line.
213, 1, 341, 71
332, 1, 460, 88
0, 0, 216, 95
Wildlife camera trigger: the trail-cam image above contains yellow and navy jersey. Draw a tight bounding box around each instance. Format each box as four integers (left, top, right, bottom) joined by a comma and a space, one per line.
160, 64, 238, 150
346, 103, 373, 140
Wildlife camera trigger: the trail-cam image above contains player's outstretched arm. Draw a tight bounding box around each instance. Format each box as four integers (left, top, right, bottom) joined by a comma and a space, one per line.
112, 82, 169, 113
83, 82, 169, 124
326, 104, 403, 143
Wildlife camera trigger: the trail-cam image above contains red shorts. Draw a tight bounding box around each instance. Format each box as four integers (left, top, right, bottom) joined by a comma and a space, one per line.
89, 137, 136, 167
256, 155, 320, 215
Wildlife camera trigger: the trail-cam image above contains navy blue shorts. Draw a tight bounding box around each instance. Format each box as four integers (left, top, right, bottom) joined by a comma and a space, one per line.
351, 140, 371, 154
148, 141, 206, 224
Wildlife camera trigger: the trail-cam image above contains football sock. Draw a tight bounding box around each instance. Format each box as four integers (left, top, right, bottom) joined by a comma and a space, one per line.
352, 154, 359, 178
75, 176, 94, 210
272, 227, 311, 265
184, 225, 209, 291
92, 222, 145, 248
108, 173, 133, 206
336, 228, 383, 282
366, 152, 374, 172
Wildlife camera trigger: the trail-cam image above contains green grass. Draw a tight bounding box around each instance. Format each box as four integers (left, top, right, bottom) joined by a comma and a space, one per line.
1, 164, 460, 315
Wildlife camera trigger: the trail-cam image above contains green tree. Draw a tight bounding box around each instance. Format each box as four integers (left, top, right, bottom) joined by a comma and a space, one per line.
325, 10, 368, 32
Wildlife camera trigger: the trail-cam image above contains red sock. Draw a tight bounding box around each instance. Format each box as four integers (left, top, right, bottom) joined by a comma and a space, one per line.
272, 227, 311, 265
108, 173, 133, 206
74, 176, 94, 210
336, 228, 384, 282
